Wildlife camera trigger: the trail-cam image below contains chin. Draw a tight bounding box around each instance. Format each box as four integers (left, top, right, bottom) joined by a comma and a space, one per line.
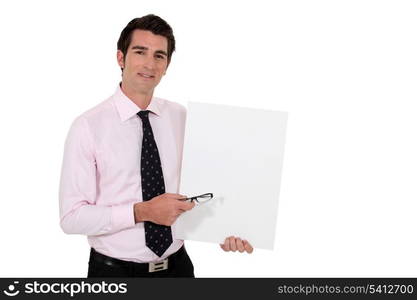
135, 86, 154, 95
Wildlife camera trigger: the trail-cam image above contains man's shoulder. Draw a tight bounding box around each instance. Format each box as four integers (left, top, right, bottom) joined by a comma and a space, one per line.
78, 97, 114, 121
154, 97, 186, 116
68, 95, 116, 133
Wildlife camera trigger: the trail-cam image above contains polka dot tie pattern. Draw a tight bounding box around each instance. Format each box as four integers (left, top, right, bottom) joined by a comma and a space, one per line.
137, 110, 173, 257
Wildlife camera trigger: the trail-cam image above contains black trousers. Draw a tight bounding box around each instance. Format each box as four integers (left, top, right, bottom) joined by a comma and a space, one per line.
87, 246, 195, 278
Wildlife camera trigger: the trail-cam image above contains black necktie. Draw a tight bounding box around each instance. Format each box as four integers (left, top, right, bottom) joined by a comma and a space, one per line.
138, 110, 173, 257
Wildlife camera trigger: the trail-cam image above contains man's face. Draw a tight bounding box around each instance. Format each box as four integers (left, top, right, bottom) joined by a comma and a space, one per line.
117, 30, 169, 95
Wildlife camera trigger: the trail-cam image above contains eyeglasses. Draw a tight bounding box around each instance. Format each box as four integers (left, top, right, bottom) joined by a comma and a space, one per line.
180, 193, 213, 204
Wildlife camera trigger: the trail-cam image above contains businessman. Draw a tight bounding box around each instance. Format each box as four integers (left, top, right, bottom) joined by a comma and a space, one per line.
59, 14, 253, 278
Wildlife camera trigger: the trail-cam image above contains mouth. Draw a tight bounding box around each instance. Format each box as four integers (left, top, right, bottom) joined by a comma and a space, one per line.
137, 72, 155, 79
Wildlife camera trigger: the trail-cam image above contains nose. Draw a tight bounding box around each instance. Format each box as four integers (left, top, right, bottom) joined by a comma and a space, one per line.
143, 54, 156, 70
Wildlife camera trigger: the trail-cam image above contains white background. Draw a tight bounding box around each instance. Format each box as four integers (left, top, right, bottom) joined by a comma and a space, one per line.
0, 0, 416, 277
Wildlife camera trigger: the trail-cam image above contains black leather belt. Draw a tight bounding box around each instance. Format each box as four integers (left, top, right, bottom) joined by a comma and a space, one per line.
90, 246, 185, 273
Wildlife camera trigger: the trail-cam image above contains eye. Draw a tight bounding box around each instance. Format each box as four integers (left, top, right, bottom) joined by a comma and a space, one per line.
135, 51, 145, 55
155, 54, 166, 60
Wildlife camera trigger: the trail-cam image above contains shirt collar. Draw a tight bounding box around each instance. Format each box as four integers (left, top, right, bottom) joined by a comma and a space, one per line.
113, 83, 162, 122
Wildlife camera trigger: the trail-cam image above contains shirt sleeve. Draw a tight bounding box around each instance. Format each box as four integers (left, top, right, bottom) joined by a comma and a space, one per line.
59, 116, 135, 236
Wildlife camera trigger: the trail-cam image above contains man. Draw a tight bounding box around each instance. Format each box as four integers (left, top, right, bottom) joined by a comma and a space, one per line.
59, 14, 253, 278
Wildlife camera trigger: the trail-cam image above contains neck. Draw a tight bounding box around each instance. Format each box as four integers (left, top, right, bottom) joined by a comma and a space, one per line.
120, 82, 153, 110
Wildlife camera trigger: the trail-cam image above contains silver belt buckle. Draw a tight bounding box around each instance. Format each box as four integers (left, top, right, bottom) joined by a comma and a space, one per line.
149, 258, 168, 272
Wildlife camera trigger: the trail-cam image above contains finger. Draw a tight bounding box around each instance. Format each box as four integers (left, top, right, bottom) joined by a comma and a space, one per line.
223, 237, 231, 251
243, 240, 254, 254
165, 193, 185, 199
229, 236, 237, 252
176, 205, 193, 215
236, 237, 244, 253
220, 243, 227, 251
178, 201, 195, 211
167, 216, 177, 226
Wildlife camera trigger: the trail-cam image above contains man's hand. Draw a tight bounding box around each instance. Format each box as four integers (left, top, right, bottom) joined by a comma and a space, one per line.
220, 236, 253, 254
134, 193, 194, 226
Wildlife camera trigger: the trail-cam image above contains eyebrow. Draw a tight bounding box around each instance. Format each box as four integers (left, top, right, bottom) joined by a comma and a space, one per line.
131, 45, 168, 57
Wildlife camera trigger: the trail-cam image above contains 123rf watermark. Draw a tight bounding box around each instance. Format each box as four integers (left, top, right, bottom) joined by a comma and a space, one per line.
2, 280, 127, 297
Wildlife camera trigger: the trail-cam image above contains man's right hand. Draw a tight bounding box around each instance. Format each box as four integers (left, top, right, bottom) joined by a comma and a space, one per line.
134, 193, 195, 226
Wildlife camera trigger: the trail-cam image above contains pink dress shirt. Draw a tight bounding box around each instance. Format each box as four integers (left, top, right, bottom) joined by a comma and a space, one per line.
59, 85, 186, 263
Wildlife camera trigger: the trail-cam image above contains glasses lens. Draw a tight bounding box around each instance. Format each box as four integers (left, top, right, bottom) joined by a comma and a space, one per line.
196, 194, 213, 204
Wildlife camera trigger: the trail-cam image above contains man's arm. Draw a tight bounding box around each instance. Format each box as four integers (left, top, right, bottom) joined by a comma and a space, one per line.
59, 116, 135, 236
133, 194, 194, 225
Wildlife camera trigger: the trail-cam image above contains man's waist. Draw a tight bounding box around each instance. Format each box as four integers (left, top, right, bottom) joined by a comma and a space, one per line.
90, 245, 186, 273
87, 236, 183, 262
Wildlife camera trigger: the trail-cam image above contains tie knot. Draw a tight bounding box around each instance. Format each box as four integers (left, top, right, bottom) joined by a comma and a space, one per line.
137, 110, 150, 120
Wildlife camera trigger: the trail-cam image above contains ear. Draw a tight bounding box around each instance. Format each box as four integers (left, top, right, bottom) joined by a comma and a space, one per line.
117, 50, 125, 69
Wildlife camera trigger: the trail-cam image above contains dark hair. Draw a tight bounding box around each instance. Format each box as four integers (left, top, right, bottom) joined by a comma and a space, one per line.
117, 14, 176, 67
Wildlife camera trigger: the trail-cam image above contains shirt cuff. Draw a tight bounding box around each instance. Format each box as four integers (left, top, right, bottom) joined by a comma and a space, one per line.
110, 202, 136, 232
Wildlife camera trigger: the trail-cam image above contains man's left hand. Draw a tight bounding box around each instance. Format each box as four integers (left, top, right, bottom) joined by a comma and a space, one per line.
220, 236, 253, 253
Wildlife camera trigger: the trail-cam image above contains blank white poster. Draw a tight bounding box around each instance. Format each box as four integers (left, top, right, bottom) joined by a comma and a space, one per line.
173, 102, 288, 250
